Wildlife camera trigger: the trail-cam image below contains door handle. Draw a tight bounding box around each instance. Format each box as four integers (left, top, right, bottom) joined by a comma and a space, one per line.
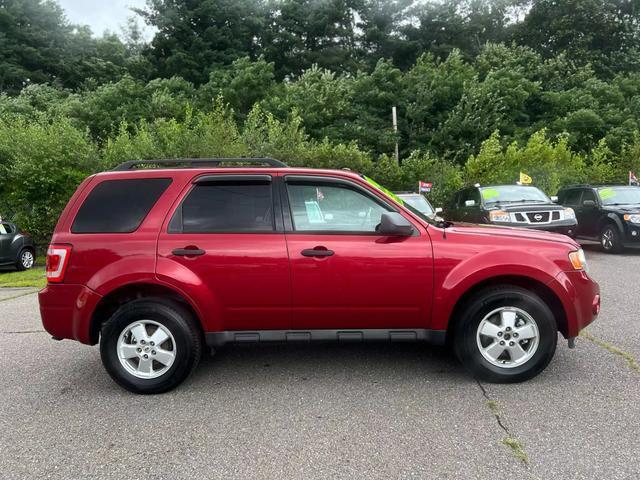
172, 247, 205, 257
301, 247, 334, 258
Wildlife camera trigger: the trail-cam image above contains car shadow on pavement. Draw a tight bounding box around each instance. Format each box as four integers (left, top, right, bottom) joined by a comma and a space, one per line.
183, 342, 468, 390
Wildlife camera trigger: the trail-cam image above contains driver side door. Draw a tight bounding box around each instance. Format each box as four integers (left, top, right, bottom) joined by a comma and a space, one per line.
281, 175, 433, 330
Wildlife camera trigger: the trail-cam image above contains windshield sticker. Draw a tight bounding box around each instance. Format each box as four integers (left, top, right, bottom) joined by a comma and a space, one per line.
599, 188, 617, 200
481, 188, 500, 200
363, 176, 405, 205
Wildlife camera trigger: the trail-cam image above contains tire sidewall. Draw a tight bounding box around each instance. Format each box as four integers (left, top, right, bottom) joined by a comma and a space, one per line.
100, 300, 199, 394
456, 288, 557, 383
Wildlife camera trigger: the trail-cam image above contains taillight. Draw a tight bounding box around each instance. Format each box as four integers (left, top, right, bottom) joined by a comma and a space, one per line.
46, 245, 72, 283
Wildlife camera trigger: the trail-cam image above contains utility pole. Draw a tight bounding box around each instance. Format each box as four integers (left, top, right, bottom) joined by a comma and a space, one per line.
392, 106, 399, 164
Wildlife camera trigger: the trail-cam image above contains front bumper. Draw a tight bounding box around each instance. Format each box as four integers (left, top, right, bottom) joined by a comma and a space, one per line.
39, 284, 103, 345
624, 223, 640, 244
548, 270, 600, 338
492, 219, 577, 237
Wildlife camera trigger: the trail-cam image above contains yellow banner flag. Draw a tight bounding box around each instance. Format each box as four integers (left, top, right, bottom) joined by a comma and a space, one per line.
520, 172, 533, 185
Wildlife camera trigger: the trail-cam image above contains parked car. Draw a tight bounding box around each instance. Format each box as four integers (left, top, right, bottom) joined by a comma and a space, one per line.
0, 220, 36, 271
446, 184, 577, 236
557, 184, 640, 253
39, 159, 599, 393
394, 192, 443, 221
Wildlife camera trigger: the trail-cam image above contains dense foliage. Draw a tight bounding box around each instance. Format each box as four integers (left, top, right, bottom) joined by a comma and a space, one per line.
2, 0, 640, 244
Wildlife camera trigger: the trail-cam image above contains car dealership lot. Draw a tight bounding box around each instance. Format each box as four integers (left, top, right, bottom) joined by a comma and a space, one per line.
0, 246, 638, 480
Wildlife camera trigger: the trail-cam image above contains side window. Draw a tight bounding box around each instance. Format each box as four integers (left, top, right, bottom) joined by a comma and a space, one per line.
0, 223, 9, 235
582, 189, 597, 204
171, 181, 274, 233
462, 189, 480, 206
72, 178, 172, 234
563, 189, 582, 206
286, 181, 392, 233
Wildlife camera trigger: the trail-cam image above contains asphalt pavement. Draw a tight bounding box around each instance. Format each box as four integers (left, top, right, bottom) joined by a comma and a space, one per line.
0, 247, 638, 479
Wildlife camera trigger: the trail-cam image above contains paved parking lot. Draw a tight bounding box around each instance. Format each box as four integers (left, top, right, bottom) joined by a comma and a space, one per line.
0, 245, 638, 479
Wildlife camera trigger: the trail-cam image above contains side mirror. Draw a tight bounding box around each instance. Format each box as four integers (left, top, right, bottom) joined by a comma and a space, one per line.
465, 200, 476, 207
435, 207, 443, 214
583, 199, 596, 207
377, 212, 414, 236
550, 195, 559, 203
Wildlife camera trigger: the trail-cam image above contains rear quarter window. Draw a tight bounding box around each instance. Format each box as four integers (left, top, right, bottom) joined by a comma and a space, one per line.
72, 178, 172, 233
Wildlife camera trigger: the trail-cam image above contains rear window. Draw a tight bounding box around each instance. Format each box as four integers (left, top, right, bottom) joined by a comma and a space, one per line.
170, 182, 274, 233
72, 178, 171, 233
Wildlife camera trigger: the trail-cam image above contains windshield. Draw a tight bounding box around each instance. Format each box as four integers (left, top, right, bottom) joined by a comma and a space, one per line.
598, 186, 640, 205
363, 176, 435, 224
480, 186, 550, 204
397, 194, 434, 215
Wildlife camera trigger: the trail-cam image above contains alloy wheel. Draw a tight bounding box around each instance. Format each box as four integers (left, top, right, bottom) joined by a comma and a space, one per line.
117, 320, 176, 379
476, 307, 540, 369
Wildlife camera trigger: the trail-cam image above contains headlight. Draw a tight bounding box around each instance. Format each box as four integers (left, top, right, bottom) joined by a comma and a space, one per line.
569, 248, 589, 274
489, 210, 510, 223
623, 214, 640, 224
564, 207, 576, 220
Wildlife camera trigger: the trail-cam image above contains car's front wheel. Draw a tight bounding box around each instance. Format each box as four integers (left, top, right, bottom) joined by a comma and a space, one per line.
100, 298, 202, 394
454, 286, 557, 383
600, 224, 623, 254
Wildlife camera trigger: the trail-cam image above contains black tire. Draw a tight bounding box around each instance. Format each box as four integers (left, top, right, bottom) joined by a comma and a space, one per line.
599, 224, 624, 254
15, 248, 35, 271
453, 286, 557, 383
100, 298, 202, 394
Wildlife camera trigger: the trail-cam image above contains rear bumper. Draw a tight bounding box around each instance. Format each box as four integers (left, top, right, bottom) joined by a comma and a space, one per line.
549, 271, 600, 338
39, 284, 102, 345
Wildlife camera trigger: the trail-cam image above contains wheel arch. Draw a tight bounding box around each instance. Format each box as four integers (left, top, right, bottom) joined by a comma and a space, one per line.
89, 282, 204, 344
445, 275, 568, 345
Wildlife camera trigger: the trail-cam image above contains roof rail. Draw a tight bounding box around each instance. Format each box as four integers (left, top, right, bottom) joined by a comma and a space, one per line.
113, 157, 288, 171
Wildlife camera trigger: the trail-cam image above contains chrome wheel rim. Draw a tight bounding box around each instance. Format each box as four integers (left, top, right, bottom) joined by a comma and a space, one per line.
476, 307, 540, 369
117, 320, 176, 379
601, 229, 614, 250
21, 251, 34, 269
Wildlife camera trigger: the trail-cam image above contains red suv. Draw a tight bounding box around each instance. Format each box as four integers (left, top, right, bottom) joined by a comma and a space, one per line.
39, 159, 600, 393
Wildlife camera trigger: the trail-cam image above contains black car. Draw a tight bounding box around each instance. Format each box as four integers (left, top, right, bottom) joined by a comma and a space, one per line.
447, 185, 577, 236
0, 221, 36, 270
557, 184, 640, 253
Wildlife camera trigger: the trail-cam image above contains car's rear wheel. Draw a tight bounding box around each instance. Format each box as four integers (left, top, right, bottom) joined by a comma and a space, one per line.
600, 224, 623, 253
100, 298, 202, 394
16, 248, 35, 271
454, 286, 557, 383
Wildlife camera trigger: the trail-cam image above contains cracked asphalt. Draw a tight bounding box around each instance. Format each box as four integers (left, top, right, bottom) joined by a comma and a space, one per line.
0, 247, 638, 479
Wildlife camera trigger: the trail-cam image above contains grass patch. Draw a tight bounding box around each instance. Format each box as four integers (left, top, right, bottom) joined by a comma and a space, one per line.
486, 399, 500, 416
502, 437, 529, 464
0, 267, 46, 289
580, 330, 640, 373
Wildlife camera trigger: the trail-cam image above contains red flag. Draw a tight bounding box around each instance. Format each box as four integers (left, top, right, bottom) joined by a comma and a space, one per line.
418, 181, 433, 193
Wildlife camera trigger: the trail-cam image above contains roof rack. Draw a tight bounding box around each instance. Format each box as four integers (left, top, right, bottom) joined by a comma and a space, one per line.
113, 157, 288, 171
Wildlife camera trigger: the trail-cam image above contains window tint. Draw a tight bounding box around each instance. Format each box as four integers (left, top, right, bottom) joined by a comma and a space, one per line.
582, 190, 597, 203
175, 182, 274, 233
563, 189, 582, 206
72, 178, 171, 233
287, 182, 391, 232
0, 223, 10, 235
462, 189, 480, 205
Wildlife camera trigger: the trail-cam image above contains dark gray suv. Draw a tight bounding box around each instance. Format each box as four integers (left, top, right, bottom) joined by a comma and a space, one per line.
0, 221, 36, 270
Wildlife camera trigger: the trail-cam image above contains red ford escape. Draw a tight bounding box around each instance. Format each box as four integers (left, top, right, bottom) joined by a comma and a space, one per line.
39, 158, 600, 394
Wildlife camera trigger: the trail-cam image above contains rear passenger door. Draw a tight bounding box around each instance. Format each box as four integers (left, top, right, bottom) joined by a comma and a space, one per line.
156, 174, 291, 332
